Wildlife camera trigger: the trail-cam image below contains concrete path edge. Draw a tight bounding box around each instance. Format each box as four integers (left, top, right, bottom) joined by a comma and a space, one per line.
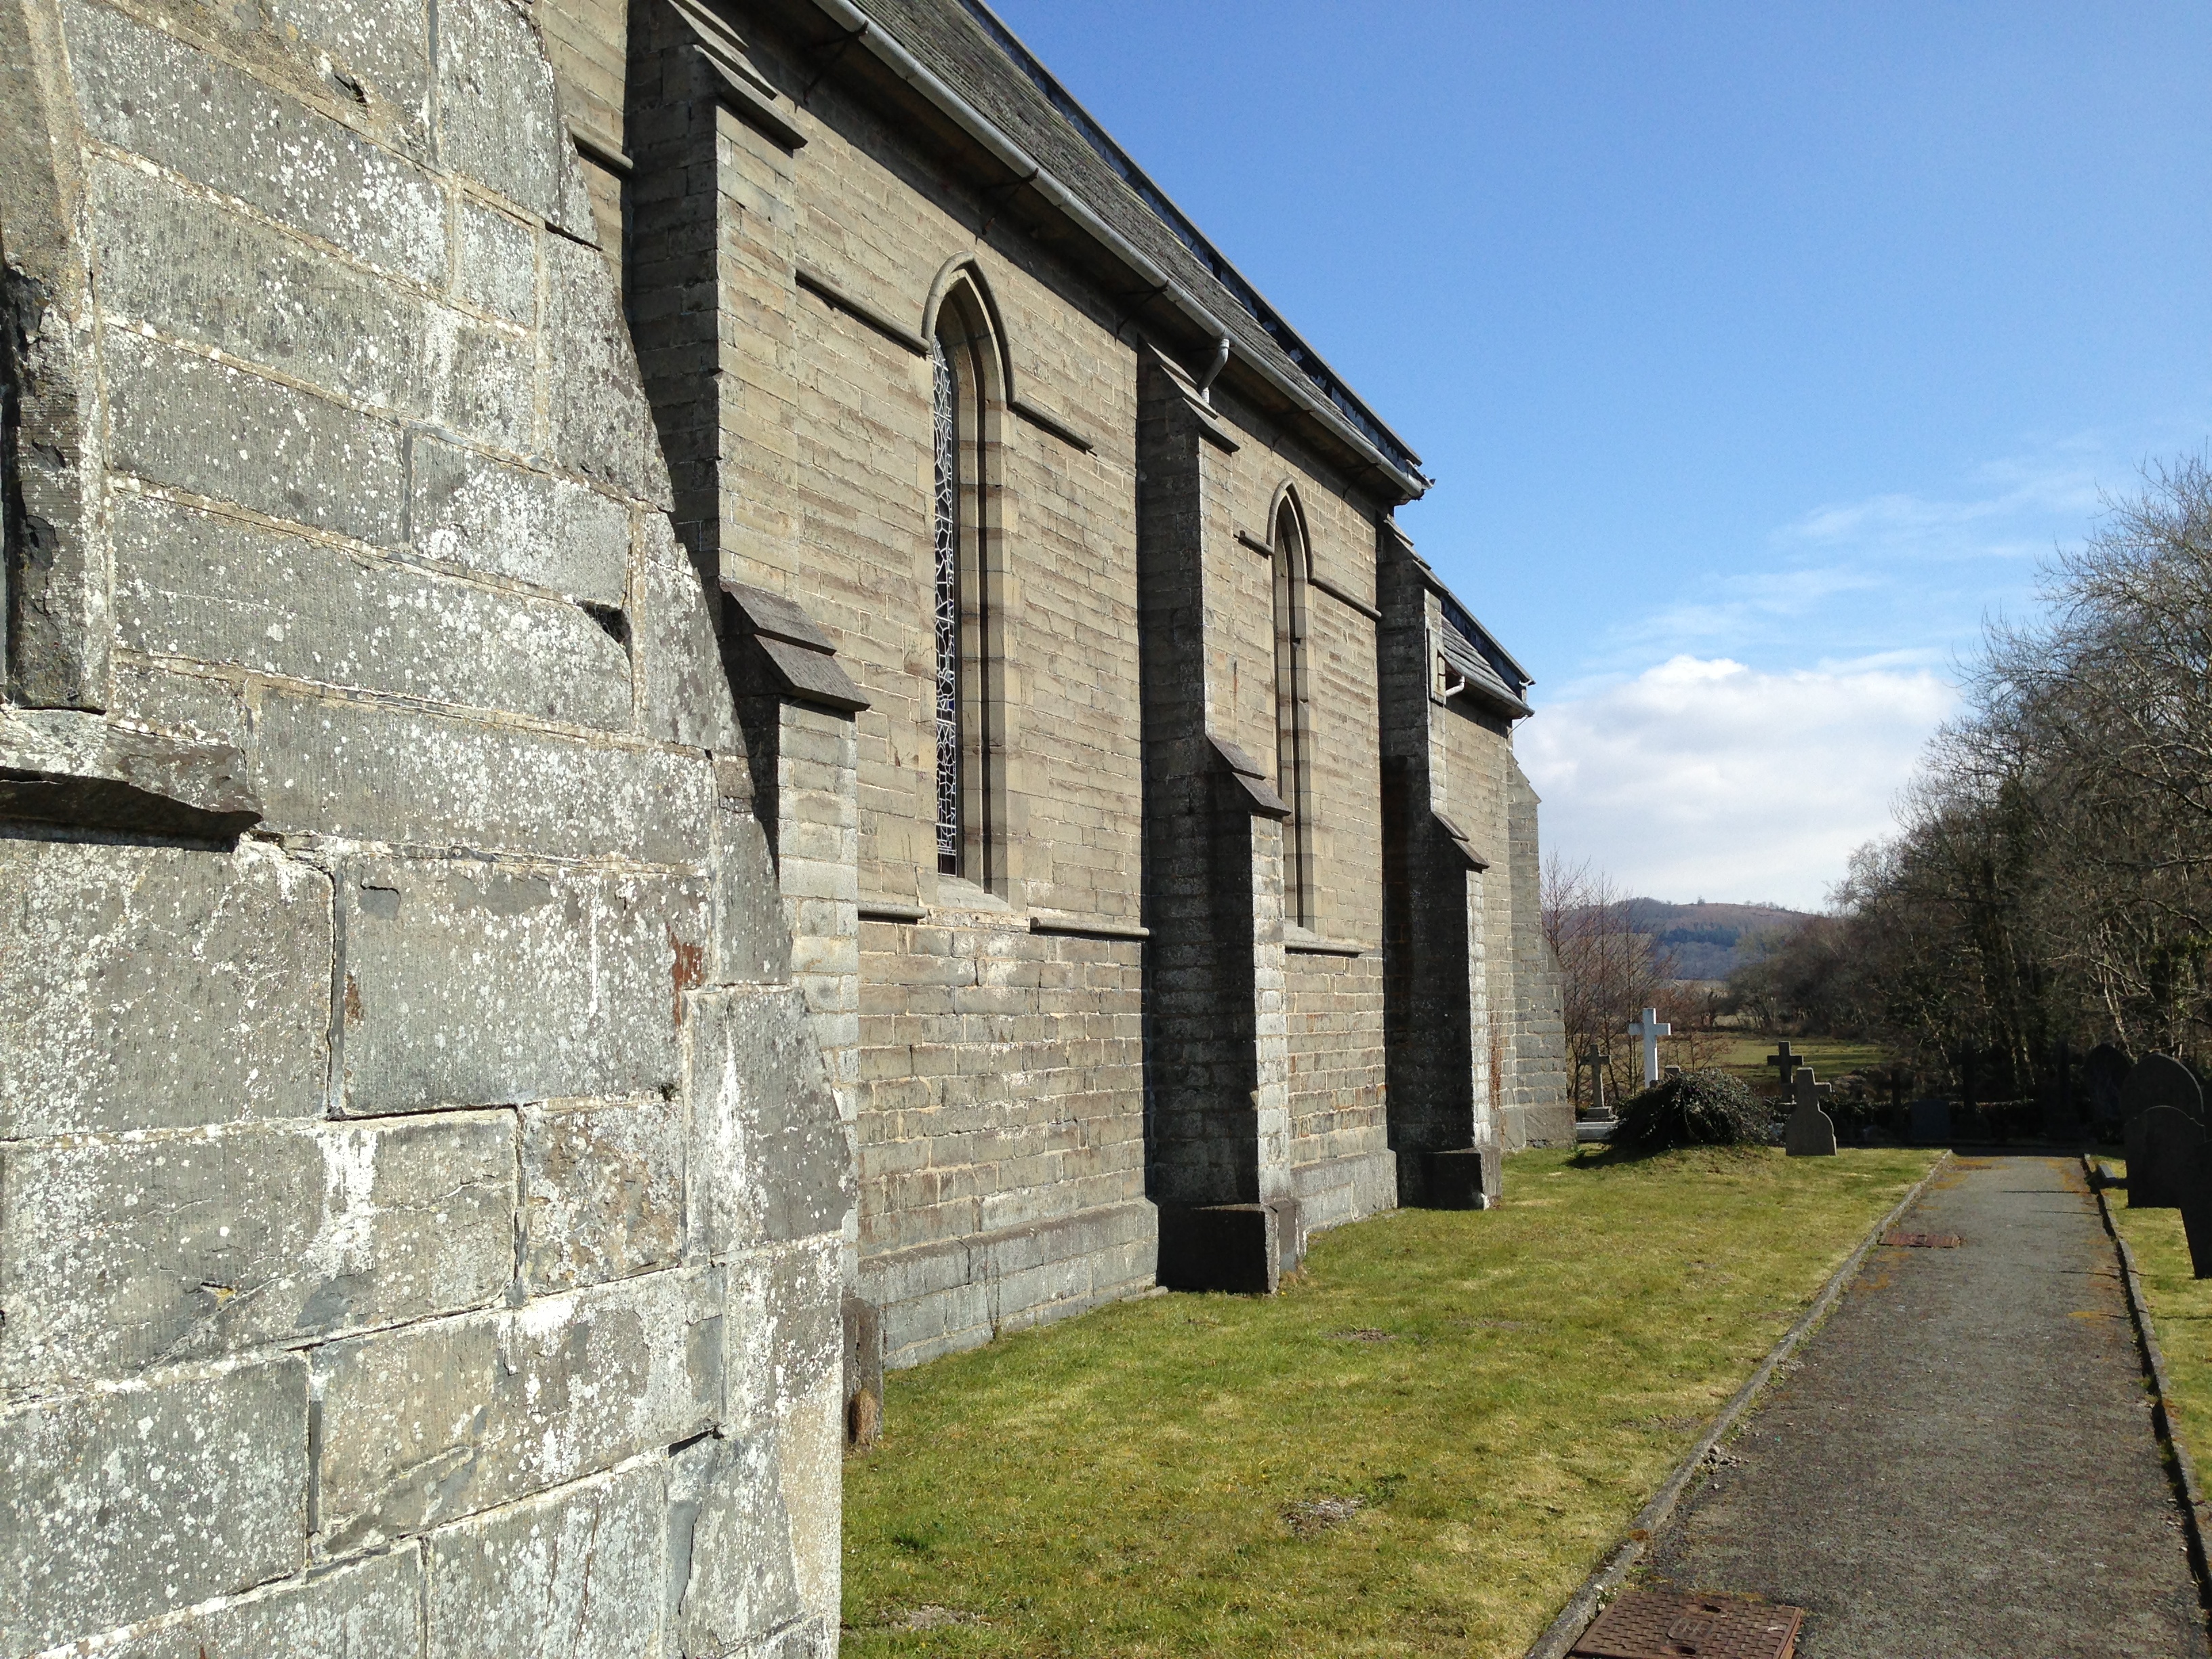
1522, 1151, 1955, 1659
2086, 1151, 2212, 1607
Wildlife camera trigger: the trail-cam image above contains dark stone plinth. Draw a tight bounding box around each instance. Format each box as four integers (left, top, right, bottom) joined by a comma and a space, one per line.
1157, 1200, 1299, 1295
1420, 1146, 1500, 1210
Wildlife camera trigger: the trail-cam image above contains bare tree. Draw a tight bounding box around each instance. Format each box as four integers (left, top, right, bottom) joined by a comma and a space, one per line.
1542, 853, 1678, 1110
1769, 454, 2212, 1085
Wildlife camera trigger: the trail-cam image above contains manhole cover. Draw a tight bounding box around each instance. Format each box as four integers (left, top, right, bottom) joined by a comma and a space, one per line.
1570, 1587, 1803, 1658
1881, 1231, 1963, 1248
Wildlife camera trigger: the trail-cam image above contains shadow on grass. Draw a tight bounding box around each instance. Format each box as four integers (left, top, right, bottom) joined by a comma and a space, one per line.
1564, 1139, 1777, 1170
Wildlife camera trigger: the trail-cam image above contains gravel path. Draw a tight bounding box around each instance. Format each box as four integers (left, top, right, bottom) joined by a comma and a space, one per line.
1639, 1153, 2209, 1659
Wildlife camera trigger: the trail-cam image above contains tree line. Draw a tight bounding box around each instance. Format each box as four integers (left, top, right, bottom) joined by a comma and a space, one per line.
1732, 455, 2212, 1099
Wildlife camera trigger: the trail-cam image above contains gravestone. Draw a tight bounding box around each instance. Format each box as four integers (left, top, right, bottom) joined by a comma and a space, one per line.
1910, 1097, 1951, 1145
1578, 1048, 1612, 1120
1766, 1041, 1803, 1099
1630, 1007, 1671, 1088
1576, 1049, 1616, 1143
2135, 1105, 2206, 1211
1785, 1067, 1838, 1157
2124, 1055, 2204, 1207
2081, 1043, 2130, 1140
2182, 1143, 2212, 1279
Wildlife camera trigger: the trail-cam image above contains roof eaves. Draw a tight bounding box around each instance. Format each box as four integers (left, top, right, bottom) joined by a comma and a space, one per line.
817, 0, 1430, 497
950, 0, 1425, 483
1420, 566, 1536, 693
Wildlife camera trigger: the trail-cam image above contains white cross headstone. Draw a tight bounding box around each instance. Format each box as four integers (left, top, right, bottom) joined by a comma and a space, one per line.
1629, 1007, 1671, 1088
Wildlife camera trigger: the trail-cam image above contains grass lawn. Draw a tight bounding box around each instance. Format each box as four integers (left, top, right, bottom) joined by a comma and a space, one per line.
842, 1145, 1936, 1658
2099, 1162, 2212, 1482
1704, 1033, 1895, 1093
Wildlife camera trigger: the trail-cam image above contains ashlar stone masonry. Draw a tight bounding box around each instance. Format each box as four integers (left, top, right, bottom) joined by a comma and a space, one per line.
2, 1, 845, 1654
3, 0, 1570, 1652
530, 0, 1568, 1355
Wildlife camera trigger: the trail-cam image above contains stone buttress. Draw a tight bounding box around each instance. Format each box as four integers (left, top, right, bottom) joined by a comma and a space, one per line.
1136, 346, 1304, 1292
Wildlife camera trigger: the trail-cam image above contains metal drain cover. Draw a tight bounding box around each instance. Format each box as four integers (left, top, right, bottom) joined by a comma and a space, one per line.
1570, 1587, 1803, 1658
1881, 1231, 1964, 1248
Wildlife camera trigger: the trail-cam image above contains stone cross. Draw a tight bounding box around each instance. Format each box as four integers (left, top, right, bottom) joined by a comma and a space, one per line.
1786, 1065, 1838, 1157
1765, 1040, 1801, 1098
1629, 1007, 1671, 1088
1579, 1048, 1610, 1118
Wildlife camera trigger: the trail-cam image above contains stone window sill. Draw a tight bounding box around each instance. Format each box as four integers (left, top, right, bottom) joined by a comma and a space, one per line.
1284, 924, 1366, 958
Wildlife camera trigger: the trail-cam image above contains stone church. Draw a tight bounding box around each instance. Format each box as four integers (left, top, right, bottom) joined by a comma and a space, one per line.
0, 0, 1563, 1652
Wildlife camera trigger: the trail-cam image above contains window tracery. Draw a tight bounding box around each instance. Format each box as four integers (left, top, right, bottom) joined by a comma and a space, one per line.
932, 333, 962, 875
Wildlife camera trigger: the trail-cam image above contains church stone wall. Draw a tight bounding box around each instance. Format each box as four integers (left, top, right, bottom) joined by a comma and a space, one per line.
545, 0, 1553, 1338
615, 1, 1159, 1367
1506, 759, 1573, 1145
1209, 406, 1395, 1235
1, 1, 848, 1654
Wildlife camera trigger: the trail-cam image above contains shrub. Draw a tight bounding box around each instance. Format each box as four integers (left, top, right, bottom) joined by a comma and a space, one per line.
1612, 1068, 1769, 1151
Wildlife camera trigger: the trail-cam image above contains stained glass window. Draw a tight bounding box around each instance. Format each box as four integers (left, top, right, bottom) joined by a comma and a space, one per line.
1274, 504, 1312, 926
932, 334, 961, 875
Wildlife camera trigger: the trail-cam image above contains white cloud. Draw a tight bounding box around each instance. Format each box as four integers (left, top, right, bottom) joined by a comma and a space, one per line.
1568, 450, 2110, 680
1518, 655, 1957, 909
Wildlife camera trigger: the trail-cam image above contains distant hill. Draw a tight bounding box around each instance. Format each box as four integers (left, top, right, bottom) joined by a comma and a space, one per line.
1623, 899, 1816, 982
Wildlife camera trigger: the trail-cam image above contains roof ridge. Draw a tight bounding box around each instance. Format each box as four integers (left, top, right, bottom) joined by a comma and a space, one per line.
947, 0, 1425, 480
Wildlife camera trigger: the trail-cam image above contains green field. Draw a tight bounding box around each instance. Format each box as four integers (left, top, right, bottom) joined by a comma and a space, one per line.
2100, 1164, 2212, 1484
1702, 1033, 1896, 1094
843, 1145, 1938, 1658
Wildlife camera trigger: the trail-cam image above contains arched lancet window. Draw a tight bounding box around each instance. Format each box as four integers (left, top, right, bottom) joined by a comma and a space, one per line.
931, 333, 962, 875
927, 274, 1004, 888
1273, 495, 1316, 926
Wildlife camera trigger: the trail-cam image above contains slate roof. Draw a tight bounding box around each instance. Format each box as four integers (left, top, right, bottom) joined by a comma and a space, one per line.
847, 0, 1430, 494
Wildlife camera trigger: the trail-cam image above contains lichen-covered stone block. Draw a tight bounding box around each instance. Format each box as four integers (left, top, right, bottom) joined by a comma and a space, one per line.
114, 492, 633, 728
425, 1459, 664, 1659
546, 233, 668, 506
716, 796, 792, 986
90, 155, 425, 415
521, 1097, 685, 1292
87, 156, 529, 456
103, 329, 405, 546
435, 0, 594, 234
337, 858, 711, 1112
687, 987, 856, 1258
666, 1431, 802, 1658
457, 197, 538, 325
109, 662, 251, 747
263, 0, 434, 142
0, 1357, 309, 1652
1, 1114, 514, 1392
68, 1544, 422, 1659
63, 0, 447, 284
419, 302, 537, 454
640, 518, 740, 750
0, 834, 331, 1138
411, 434, 633, 607
777, 1382, 846, 1633
312, 1271, 720, 1551
252, 692, 710, 860
722, 1237, 844, 1435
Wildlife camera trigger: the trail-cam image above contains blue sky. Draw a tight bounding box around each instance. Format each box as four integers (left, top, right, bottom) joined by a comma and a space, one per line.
989, 1, 2212, 907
